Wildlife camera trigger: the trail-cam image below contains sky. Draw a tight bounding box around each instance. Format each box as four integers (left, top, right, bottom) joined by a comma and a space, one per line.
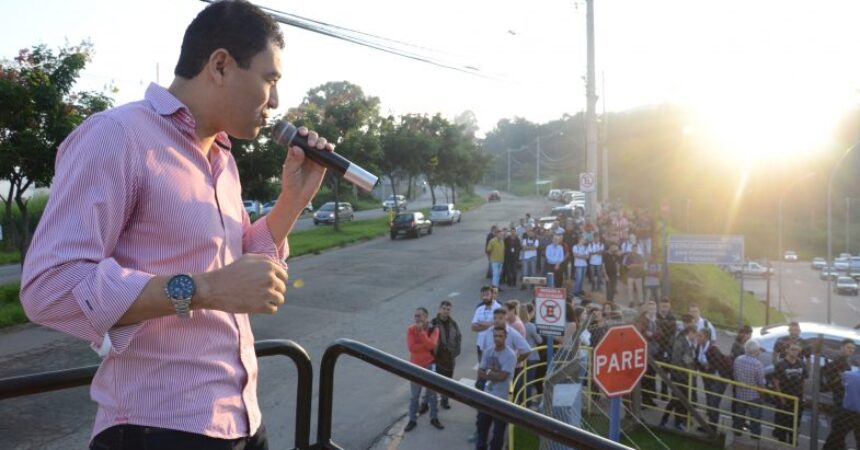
2, 0, 860, 159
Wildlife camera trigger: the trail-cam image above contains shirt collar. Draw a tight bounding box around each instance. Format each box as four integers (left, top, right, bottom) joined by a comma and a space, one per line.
145, 83, 233, 152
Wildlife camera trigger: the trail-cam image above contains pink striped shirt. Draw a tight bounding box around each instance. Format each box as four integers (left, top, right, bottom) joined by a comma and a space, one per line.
20, 83, 287, 441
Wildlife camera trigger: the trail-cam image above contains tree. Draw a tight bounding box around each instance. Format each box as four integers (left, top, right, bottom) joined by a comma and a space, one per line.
287, 81, 380, 231
0, 43, 113, 258
229, 122, 285, 204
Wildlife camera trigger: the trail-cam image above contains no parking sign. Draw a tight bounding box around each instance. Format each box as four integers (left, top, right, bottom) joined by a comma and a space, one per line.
535, 287, 566, 336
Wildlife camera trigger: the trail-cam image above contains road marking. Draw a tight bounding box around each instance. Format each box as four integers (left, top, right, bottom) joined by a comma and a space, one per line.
846, 300, 860, 314
810, 297, 821, 304
472, 363, 480, 371
794, 279, 803, 285
448, 292, 460, 298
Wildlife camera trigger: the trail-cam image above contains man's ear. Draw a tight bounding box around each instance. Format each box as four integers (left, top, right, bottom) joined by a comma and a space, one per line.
206, 48, 232, 86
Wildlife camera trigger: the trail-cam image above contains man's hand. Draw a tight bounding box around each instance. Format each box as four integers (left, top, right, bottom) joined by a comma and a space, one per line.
266, 127, 334, 243
195, 254, 288, 314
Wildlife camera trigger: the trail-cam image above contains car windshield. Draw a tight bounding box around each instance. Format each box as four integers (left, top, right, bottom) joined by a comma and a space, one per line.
319, 203, 337, 211
431, 205, 449, 211
393, 214, 414, 223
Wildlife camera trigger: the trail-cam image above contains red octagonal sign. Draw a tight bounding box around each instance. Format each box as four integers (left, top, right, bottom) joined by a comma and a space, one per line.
592, 325, 648, 397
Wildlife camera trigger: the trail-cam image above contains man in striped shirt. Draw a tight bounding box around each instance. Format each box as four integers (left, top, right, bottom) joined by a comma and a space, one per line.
20, 2, 331, 449
732, 340, 766, 438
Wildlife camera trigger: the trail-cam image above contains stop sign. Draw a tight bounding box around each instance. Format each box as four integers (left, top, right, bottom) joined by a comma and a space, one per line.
592, 325, 648, 396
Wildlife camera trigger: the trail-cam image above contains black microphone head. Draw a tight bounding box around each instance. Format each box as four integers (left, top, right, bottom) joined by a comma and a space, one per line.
270, 121, 298, 146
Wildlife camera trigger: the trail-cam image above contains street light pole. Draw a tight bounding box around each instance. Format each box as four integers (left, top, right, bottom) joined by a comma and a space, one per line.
827, 143, 858, 324
778, 172, 815, 315
847, 197, 852, 254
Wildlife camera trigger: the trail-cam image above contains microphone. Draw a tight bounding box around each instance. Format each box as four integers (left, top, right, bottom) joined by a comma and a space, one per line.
270, 121, 379, 192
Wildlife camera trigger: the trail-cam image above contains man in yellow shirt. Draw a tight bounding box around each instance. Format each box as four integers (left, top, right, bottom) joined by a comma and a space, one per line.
486, 229, 506, 288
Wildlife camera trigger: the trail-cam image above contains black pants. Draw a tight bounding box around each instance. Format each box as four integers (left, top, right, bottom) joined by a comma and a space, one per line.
774, 396, 803, 443
90, 424, 268, 450
503, 260, 517, 287
661, 372, 689, 426
605, 275, 618, 302
436, 363, 455, 404
823, 407, 860, 450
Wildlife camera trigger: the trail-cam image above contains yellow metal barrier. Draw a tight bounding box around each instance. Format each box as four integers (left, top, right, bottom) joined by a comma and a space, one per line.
506, 343, 801, 449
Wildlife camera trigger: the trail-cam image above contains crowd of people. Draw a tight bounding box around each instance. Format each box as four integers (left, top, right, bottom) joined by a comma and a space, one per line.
399, 202, 860, 450
483, 204, 661, 308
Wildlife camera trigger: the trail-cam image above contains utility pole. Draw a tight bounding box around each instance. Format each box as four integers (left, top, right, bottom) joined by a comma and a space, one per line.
601, 71, 609, 203
585, 0, 598, 219
536, 137, 541, 196
847, 197, 852, 254
507, 148, 511, 192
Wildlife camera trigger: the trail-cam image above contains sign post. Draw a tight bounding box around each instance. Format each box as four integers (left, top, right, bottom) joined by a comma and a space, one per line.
592, 325, 648, 442
535, 285, 565, 365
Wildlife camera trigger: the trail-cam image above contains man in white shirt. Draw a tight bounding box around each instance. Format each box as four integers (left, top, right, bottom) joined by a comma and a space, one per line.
572, 237, 590, 296
588, 238, 605, 292
520, 228, 539, 290
689, 304, 717, 343
478, 309, 531, 360
544, 234, 567, 288
471, 286, 502, 362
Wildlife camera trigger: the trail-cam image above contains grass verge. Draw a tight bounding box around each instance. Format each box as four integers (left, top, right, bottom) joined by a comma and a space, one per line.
670, 264, 787, 328
0, 282, 26, 328
513, 424, 723, 450
0, 251, 21, 265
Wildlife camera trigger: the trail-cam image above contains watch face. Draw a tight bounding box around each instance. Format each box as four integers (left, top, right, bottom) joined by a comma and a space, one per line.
168, 274, 195, 300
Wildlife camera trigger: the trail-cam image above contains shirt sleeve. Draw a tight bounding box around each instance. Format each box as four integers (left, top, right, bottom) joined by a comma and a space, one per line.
242, 209, 288, 268
20, 116, 154, 354
471, 307, 483, 325
512, 331, 531, 355
500, 350, 517, 377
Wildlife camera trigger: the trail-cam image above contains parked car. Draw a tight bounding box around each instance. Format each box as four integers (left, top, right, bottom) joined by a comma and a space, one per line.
835, 276, 859, 295
262, 200, 312, 215
820, 266, 840, 281
783, 250, 798, 261
547, 189, 562, 201
550, 205, 578, 221
849, 256, 860, 280
834, 257, 850, 271
539, 216, 558, 231
429, 203, 461, 224
750, 322, 860, 378
728, 261, 774, 278
243, 200, 261, 216
840, 253, 853, 259
382, 195, 407, 211
313, 202, 354, 225
390, 212, 433, 239
488, 191, 501, 202
561, 190, 585, 204
812, 257, 828, 270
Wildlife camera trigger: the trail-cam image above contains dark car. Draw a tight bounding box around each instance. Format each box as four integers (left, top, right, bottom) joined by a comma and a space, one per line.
390, 212, 433, 239
488, 191, 501, 202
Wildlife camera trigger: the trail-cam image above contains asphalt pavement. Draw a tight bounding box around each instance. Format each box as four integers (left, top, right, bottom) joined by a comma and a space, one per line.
0, 189, 554, 449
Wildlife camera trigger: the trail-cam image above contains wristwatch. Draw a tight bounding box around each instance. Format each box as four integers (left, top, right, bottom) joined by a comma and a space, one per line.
165, 274, 195, 319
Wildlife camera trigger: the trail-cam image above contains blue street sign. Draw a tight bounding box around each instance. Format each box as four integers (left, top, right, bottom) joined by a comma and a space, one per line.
667, 234, 744, 265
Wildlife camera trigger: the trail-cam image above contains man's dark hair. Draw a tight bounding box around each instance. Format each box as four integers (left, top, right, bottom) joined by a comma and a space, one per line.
493, 308, 506, 316
493, 325, 508, 335
739, 325, 753, 334
440, 300, 452, 308
175, 0, 285, 79
480, 285, 493, 294
416, 307, 429, 316
789, 321, 800, 327
842, 338, 855, 347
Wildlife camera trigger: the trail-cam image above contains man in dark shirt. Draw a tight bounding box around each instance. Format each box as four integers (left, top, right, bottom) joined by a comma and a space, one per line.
773, 342, 807, 443
502, 229, 521, 288
429, 300, 462, 410
602, 244, 622, 303
823, 355, 860, 450
772, 322, 809, 364
822, 339, 856, 450
655, 299, 677, 399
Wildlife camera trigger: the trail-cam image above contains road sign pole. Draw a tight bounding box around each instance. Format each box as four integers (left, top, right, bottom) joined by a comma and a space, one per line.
609, 396, 621, 441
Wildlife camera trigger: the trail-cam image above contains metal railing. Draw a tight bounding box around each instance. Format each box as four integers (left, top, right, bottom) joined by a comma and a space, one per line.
0, 339, 314, 450
509, 343, 801, 447
316, 338, 631, 450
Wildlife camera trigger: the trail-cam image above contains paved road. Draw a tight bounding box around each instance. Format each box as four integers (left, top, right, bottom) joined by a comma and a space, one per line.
743, 261, 860, 328
291, 187, 446, 232
0, 263, 21, 285
0, 191, 552, 450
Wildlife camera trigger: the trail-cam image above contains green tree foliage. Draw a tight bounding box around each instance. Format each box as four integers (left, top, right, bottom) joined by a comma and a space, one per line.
229, 123, 285, 204
287, 81, 381, 230
0, 43, 113, 256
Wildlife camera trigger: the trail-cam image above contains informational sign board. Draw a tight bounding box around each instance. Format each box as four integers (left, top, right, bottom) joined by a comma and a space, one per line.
667, 234, 744, 265
534, 287, 566, 336
579, 172, 595, 193
592, 325, 648, 396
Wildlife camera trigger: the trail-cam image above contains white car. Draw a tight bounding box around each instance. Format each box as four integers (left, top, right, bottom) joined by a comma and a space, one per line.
382, 195, 407, 211
728, 261, 774, 278
835, 276, 859, 295
429, 204, 461, 224
783, 251, 798, 261
243, 200, 261, 216
812, 257, 828, 270
834, 257, 850, 271
262, 201, 312, 215
548, 189, 562, 201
